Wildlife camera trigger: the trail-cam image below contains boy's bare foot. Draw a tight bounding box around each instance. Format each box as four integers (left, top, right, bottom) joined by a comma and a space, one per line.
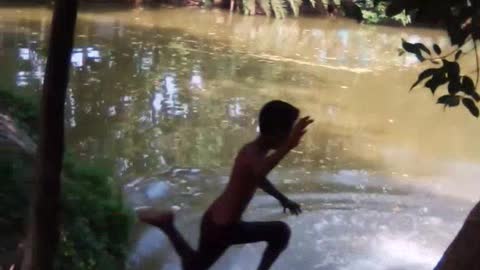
136, 208, 174, 230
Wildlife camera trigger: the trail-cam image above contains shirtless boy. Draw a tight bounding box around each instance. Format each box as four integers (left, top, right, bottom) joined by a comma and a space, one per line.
138, 100, 314, 270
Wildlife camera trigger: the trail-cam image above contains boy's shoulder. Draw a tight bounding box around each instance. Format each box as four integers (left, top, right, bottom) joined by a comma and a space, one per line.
236, 143, 260, 165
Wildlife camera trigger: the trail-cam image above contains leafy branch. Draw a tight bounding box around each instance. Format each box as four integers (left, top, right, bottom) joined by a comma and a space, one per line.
390, 0, 480, 118
404, 39, 480, 117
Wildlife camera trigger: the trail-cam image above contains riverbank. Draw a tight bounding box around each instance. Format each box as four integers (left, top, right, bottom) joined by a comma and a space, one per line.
0, 0, 413, 25
0, 89, 133, 270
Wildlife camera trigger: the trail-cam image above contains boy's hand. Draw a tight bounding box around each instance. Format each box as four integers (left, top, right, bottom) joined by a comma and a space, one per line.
281, 199, 302, 215
286, 116, 314, 150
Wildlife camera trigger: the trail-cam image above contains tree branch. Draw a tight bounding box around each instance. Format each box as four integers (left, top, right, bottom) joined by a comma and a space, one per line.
429, 47, 462, 60
474, 39, 479, 88
418, 37, 474, 62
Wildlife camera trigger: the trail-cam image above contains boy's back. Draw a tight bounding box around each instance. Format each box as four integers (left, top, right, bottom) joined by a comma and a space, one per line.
207, 143, 267, 225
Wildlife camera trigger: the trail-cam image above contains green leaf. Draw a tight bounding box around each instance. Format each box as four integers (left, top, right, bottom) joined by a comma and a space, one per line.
443, 60, 460, 79
461, 76, 480, 101
414, 51, 425, 62
433, 44, 442, 55
448, 77, 461, 95
425, 73, 448, 94
401, 40, 430, 62
417, 43, 431, 55
401, 39, 417, 54
410, 68, 436, 90
455, 50, 463, 61
437, 94, 460, 107
462, 98, 479, 117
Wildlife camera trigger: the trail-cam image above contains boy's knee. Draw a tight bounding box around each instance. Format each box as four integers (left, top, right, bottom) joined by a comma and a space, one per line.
279, 222, 291, 239
271, 222, 291, 250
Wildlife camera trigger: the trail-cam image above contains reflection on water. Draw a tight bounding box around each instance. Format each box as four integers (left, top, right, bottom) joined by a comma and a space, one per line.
0, 6, 478, 270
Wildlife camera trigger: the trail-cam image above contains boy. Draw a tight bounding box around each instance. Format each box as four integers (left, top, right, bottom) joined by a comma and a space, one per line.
138, 100, 314, 270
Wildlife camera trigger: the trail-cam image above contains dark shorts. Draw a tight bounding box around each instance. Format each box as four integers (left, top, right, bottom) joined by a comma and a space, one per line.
184, 211, 291, 270
198, 211, 291, 250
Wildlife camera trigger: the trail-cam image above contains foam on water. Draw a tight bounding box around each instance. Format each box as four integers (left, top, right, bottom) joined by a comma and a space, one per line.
341, 234, 439, 270
128, 186, 467, 270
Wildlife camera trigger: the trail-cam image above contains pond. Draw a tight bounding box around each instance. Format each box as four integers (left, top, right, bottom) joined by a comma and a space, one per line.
1, 6, 480, 270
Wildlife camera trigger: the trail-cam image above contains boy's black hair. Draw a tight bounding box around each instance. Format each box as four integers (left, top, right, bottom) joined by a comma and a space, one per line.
259, 100, 299, 136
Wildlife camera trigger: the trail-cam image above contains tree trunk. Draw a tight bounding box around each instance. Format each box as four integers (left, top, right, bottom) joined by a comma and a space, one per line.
434, 201, 480, 270
21, 0, 78, 270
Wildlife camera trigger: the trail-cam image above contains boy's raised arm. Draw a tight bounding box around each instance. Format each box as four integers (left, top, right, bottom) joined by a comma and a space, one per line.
252, 116, 314, 178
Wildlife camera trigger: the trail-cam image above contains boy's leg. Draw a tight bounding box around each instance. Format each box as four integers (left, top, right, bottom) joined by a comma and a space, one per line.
229, 221, 291, 270
188, 216, 231, 270
139, 208, 229, 270
137, 209, 195, 267
188, 244, 227, 270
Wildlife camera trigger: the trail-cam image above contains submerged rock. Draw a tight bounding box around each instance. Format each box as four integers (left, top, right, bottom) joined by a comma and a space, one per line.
0, 113, 36, 157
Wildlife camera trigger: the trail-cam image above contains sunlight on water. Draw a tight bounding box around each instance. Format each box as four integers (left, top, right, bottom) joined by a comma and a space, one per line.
0, 6, 477, 270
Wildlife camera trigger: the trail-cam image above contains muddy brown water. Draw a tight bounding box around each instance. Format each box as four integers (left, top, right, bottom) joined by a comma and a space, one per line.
1, 6, 479, 269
